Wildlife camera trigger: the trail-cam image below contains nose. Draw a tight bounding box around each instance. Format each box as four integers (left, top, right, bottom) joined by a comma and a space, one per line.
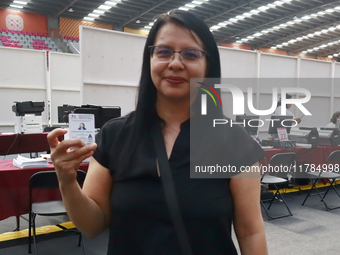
168, 52, 184, 69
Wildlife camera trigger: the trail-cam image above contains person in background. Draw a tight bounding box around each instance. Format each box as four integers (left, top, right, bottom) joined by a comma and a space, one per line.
326, 111, 340, 128
47, 10, 268, 255
274, 93, 301, 124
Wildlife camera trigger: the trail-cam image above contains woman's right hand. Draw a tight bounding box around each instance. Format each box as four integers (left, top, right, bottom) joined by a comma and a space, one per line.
47, 128, 97, 185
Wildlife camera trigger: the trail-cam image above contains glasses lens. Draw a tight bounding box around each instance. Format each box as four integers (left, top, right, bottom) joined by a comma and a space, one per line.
181, 49, 204, 61
153, 46, 173, 62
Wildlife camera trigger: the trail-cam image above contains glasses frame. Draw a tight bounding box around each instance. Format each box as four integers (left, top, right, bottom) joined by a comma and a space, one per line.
149, 45, 207, 64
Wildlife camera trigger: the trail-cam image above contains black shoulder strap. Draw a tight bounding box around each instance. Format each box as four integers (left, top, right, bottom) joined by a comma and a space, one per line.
152, 126, 193, 255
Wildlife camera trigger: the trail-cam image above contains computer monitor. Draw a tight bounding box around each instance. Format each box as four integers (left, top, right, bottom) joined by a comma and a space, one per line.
268, 115, 294, 135
58, 105, 79, 123
74, 105, 121, 129
235, 115, 260, 136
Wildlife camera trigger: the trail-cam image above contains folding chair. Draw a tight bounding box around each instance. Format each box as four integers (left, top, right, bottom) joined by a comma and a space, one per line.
261, 152, 296, 220
302, 150, 340, 211
28, 170, 87, 255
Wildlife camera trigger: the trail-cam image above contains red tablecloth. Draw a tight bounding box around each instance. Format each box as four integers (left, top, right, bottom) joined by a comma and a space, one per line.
262, 146, 340, 166
0, 132, 51, 155
0, 160, 88, 221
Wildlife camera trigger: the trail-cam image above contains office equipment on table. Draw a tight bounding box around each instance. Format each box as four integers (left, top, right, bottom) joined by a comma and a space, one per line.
262, 115, 296, 149
288, 127, 319, 148
318, 128, 340, 146
12, 101, 45, 134
58, 104, 121, 129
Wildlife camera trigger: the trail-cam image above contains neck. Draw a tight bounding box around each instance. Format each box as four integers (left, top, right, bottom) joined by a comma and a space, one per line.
156, 96, 190, 129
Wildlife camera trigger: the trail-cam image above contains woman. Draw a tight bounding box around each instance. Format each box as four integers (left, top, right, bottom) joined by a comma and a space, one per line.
326, 111, 340, 128
47, 10, 267, 255
274, 94, 301, 124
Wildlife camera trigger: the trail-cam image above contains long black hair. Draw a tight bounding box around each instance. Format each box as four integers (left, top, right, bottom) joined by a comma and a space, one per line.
111, 10, 222, 176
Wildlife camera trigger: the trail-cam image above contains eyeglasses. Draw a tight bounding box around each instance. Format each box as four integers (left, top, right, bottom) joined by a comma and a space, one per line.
149, 45, 207, 65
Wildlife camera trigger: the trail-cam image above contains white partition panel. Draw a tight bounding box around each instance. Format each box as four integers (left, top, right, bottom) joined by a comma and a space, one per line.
81, 26, 145, 86
334, 63, 340, 78
300, 59, 332, 78
260, 54, 297, 78
219, 47, 257, 78
0, 47, 47, 129
49, 52, 82, 125
83, 84, 138, 116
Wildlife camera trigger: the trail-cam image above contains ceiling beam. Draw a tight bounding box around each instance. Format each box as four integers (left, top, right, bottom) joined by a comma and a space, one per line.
54, 0, 80, 18
118, 0, 172, 28
216, 0, 339, 43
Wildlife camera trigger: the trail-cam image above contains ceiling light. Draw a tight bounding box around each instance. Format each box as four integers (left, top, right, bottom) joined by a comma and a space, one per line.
268, 28, 274, 31
149, 22, 154, 26
247, 36, 255, 39
192, 1, 204, 4
307, 33, 314, 37
301, 15, 311, 20
334, 54, 339, 57
320, 44, 327, 48
9, 4, 24, 8
84, 17, 95, 21
185, 4, 196, 8
279, 24, 287, 27
135, 19, 141, 23
328, 42, 334, 46
329, 26, 336, 31
322, 29, 329, 33
68, 8, 74, 12
229, 18, 238, 22
104, 1, 117, 6
144, 25, 152, 29
318, 11, 325, 15
307, 49, 313, 52
98, 5, 111, 10
271, 46, 277, 49
236, 15, 245, 19
254, 33, 263, 37
328, 55, 333, 58
13, 1, 28, 4
313, 47, 320, 50
236, 40, 243, 44
335, 6, 340, 10
277, 44, 283, 48
250, 10, 260, 14
274, 1, 284, 5
294, 19, 302, 22
325, 8, 335, 13
179, 7, 189, 11
267, 4, 276, 8
93, 10, 105, 14
282, 0, 292, 2
241, 38, 249, 42
261, 30, 269, 33
287, 21, 295, 25
289, 39, 297, 43
296, 37, 303, 41
314, 31, 322, 35
273, 26, 281, 30
258, 6, 270, 11
243, 12, 252, 17
89, 13, 100, 17
282, 42, 289, 46
302, 35, 309, 39
311, 13, 318, 17
218, 22, 228, 27
302, 51, 307, 54
210, 25, 221, 30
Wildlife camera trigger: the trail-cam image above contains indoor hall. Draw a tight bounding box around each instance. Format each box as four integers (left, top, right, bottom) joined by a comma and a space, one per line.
2, 0, 340, 255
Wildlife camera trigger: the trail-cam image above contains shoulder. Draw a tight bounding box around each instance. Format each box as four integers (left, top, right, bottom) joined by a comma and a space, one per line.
100, 112, 135, 132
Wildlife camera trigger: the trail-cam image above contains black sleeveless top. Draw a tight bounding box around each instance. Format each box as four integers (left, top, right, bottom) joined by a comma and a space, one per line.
93, 112, 264, 255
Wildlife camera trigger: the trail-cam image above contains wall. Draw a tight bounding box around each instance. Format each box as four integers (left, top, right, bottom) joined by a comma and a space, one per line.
0, 8, 47, 33
59, 17, 113, 39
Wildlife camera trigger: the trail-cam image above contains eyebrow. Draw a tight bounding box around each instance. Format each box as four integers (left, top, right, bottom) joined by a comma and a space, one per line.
153, 44, 204, 51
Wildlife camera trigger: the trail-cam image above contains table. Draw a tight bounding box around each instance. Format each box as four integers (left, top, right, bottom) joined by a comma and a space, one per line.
0, 160, 88, 221
0, 132, 51, 155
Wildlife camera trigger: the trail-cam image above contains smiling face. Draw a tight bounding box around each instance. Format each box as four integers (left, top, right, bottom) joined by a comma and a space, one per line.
150, 22, 207, 103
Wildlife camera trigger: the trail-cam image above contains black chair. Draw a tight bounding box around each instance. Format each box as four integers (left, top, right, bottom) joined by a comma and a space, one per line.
302, 150, 340, 211
28, 170, 87, 255
261, 152, 296, 220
